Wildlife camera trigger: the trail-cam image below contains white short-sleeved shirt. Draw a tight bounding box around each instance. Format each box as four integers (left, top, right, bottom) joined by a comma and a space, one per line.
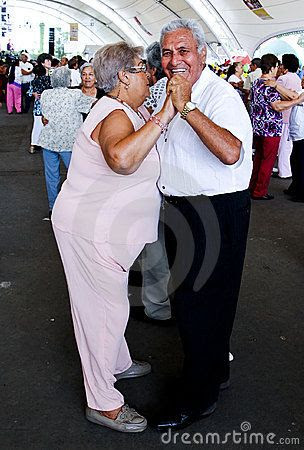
243, 68, 262, 91
155, 66, 253, 197
228, 74, 241, 83
289, 89, 304, 141
19, 61, 34, 83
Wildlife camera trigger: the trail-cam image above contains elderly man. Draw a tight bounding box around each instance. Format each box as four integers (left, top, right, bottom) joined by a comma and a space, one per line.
152, 19, 253, 430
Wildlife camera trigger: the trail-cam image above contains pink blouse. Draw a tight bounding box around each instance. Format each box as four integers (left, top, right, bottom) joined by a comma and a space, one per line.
52, 96, 161, 244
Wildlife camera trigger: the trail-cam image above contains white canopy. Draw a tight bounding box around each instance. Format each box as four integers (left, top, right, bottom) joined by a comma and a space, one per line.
9, 0, 304, 58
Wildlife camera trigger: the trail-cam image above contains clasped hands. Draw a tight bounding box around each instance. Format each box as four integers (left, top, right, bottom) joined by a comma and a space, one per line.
166, 75, 192, 113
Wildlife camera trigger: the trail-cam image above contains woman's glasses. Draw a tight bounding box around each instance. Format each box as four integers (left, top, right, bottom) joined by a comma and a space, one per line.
125, 63, 147, 74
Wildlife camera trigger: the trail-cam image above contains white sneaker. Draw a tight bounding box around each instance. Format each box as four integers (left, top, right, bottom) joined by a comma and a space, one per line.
86, 404, 147, 433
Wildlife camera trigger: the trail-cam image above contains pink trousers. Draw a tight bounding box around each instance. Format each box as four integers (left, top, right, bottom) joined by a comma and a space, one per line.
277, 123, 292, 178
53, 225, 144, 411
6, 83, 21, 113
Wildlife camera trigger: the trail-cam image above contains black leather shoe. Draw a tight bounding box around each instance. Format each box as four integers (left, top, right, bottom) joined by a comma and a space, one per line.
251, 194, 274, 200
152, 402, 217, 431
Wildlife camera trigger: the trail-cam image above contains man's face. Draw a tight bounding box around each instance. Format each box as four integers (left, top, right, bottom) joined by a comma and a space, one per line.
20, 54, 28, 63
250, 63, 256, 72
161, 28, 206, 86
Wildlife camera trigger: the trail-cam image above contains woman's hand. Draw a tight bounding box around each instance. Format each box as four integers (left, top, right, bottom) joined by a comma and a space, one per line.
159, 92, 176, 123
33, 92, 41, 100
264, 79, 277, 88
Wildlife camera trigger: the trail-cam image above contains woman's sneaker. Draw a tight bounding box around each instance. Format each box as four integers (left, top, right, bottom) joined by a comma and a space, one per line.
86, 404, 147, 433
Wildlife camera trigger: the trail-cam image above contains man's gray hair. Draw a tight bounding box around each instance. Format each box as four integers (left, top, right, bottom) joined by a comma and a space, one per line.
160, 19, 206, 52
93, 42, 143, 93
51, 66, 71, 88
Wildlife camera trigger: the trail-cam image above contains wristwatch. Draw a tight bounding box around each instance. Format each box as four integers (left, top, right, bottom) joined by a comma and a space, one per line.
180, 101, 197, 119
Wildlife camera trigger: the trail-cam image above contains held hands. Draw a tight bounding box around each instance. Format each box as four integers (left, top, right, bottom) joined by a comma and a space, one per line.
162, 91, 176, 123
167, 75, 192, 113
264, 79, 277, 88
33, 92, 41, 100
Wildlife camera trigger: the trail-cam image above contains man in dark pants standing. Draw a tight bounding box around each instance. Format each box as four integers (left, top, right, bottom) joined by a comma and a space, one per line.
19, 51, 33, 113
152, 19, 253, 430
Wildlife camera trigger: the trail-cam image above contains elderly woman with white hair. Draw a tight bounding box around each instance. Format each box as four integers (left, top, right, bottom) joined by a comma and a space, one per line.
38, 66, 94, 220
79, 62, 104, 100
51, 42, 175, 432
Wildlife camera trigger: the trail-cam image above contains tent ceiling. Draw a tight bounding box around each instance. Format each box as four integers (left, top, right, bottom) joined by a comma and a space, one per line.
12, 0, 304, 57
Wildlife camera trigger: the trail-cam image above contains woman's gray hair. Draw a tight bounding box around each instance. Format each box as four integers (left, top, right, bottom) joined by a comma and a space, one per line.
51, 66, 71, 88
80, 62, 94, 74
145, 41, 165, 81
93, 42, 143, 93
160, 19, 206, 52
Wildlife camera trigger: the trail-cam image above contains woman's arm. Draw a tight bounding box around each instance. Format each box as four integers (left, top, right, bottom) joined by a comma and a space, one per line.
94, 95, 175, 175
264, 79, 299, 100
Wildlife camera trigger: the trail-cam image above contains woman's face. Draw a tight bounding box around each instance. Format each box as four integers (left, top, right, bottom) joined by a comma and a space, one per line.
81, 66, 96, 88
126, 57, 150, 103
270, 65, 278, 78
43, 59, 52, 69
235, 63, 243, 77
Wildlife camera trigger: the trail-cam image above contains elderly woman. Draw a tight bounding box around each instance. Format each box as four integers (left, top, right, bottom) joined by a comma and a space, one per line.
51, 42, 174, 432
78, 63, 104, 121
39, 66, 94, 219
79, 62, 104, 99
249, 53, 303, 200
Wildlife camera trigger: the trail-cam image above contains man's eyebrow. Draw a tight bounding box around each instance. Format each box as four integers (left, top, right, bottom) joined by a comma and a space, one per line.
162, 45, 190, 52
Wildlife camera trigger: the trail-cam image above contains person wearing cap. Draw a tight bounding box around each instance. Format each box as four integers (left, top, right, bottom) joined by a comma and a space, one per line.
19, 51, 34, 113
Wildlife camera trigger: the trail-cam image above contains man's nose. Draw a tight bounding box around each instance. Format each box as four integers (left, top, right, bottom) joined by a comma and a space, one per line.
170, 52, 182, 67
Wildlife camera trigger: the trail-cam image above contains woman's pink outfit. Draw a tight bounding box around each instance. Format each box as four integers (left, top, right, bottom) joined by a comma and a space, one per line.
52, 97, 160, 411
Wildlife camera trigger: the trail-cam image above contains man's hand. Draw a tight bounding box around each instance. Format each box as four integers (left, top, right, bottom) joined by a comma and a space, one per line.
263, 79, 277, 88
167, 75, 192, 112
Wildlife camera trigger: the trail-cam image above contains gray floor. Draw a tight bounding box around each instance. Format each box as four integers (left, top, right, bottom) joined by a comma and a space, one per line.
0, 106, 303, 449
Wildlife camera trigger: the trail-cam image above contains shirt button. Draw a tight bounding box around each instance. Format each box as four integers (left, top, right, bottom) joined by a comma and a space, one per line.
164, 138, 168, 142
162, 186, 165, 190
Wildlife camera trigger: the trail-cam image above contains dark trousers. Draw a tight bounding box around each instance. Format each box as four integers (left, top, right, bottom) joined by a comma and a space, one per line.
164, 189, 251, 410
289, 140, 304, 200
21, 82, 31, 113
250, 135, 280, 197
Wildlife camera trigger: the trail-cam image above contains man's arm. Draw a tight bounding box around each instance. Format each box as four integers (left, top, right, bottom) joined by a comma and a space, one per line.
168, 74, 241, 165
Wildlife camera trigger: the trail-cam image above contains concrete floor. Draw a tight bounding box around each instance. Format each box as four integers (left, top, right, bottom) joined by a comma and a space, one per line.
0, 106, 303, 449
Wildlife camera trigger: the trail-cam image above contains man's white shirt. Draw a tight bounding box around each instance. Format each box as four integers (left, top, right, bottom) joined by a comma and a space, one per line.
154, 66, 253, 197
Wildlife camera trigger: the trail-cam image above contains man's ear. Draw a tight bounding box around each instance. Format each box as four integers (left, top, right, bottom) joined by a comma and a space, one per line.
200, 46, 207, 67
